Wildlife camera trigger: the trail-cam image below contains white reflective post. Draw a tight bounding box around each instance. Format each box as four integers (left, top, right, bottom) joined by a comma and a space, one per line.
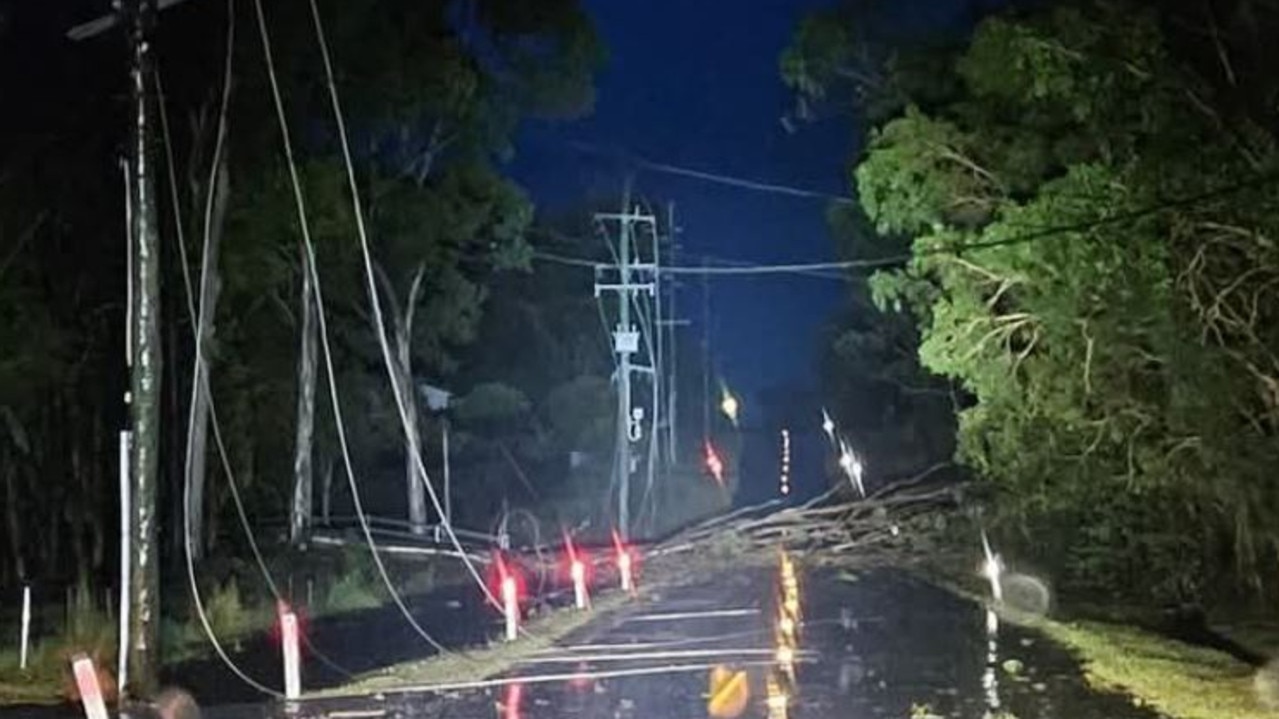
19, 585, 31, 670
618, 551, 634, 594
117, 429, 131, 694
571, 559, 589, 610
71, 654, 109, 719
502, 576, 519, 642
280, 609, 301, 699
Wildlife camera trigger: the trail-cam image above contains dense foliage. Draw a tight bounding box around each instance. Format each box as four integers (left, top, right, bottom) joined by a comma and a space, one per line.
0, 0, 603, 597
795, 0, 1279, 603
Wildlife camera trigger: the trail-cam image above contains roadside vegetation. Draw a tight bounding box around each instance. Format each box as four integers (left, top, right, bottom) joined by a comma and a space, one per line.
1038, 619, 1271, 719
787, 3, 1279, 715
0, 547, 446, 705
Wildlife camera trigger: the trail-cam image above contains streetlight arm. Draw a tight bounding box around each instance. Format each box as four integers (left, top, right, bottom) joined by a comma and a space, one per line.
68, 0, 195, 41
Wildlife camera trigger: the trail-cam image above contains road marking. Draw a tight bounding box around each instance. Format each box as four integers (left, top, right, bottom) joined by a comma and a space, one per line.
517, 648, 812, 664
626, 609, 760, 622
307, 660, 781, 700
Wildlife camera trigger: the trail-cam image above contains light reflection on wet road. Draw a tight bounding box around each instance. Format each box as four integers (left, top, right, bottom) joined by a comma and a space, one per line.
293, 554, 1159, 719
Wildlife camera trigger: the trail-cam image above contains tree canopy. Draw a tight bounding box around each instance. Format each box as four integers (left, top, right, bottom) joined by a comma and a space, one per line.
809, 0, 1279, 602
0, 0, 603, 594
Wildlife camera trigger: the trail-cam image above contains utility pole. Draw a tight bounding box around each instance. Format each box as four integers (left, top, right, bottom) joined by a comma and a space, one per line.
124, 0, 163, 696
594, 190, 657, 538
69, 0, 178, 696
658, 203, 690, 466
701, 256, 711, 442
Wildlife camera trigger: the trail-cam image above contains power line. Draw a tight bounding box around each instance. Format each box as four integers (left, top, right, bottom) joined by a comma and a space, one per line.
534, 168, 1279, 278
561, 139, 853, 204
306, 0, 505, 617
258, 0, 462, 656
176, 0, 283, 697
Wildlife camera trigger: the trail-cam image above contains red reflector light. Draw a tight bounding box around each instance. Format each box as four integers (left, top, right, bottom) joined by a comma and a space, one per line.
704, 440, 725, 485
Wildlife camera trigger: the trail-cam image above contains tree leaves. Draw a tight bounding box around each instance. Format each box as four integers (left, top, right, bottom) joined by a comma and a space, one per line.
853, 1, 1279, 600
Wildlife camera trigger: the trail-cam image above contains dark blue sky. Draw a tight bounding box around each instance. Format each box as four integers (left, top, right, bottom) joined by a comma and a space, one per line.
510, 0, 855, 405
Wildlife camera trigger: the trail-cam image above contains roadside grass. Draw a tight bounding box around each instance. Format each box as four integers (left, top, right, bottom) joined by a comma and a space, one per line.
1034, 618, 1273, 719
0, 581, 118, 706
0, 553, 443, 706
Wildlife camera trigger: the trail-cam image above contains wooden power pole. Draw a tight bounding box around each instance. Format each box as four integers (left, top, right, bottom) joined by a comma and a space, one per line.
70, 0, 175, 696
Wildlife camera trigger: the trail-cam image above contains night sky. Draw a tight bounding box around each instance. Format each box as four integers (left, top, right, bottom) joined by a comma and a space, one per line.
510, 0, 992, 499
511, 0, 854, 409
511, 0, 993, 404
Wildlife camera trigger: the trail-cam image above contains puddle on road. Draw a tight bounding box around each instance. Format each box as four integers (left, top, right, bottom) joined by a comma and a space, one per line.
288, 558, 1159, 719
788, 566, 1158, 719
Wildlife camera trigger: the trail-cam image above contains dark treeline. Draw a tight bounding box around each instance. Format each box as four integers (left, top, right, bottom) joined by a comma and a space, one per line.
0, 0, 605, 596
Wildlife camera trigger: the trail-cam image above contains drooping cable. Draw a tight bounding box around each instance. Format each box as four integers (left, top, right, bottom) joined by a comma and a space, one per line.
253, 0, 453, 654
156, 66, 354, 681
176, 0, 282, 696
306, 0, 500, 609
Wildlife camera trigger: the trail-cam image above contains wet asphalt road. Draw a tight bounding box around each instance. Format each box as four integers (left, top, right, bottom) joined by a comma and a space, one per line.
285, 557, 1159, 719
9, 555, 1162, 719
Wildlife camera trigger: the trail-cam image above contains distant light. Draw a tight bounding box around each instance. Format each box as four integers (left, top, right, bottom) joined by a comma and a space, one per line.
838, 438, 866, 497
720, 388, 740, 426
779, 428, 792, 497
980, 530, 1004, 604
821, 408, 836, 442
704, 440, 726, 486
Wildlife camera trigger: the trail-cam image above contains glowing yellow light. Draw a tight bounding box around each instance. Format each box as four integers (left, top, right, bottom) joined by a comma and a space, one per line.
720, 389, 740, 425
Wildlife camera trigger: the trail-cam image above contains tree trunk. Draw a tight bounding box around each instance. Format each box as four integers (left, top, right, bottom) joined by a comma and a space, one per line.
186, 162, 228, 562
376, 261, 429, 535
290, 253, 318, 545
398, 320, 427, 535
398, 266, 428, 535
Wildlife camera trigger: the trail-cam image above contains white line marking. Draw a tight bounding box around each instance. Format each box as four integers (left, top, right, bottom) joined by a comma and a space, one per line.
305, 660, 781, 700
625, 608, 760, 622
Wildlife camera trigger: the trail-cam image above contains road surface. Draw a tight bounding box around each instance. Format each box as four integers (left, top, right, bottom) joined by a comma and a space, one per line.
291, 554, 1157, 719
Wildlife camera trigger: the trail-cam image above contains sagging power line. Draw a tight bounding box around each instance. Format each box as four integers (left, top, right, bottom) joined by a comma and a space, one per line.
534, 167, 1279, 279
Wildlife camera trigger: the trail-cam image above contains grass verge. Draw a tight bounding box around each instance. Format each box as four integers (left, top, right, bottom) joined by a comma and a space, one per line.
1032, 618, 1272, 719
